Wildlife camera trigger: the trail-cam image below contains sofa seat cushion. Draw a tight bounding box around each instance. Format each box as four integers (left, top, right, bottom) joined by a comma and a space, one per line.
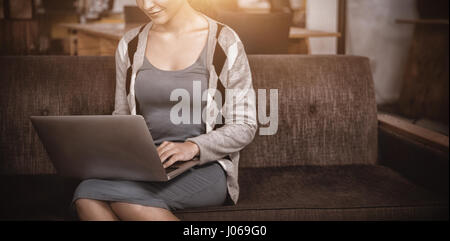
174, 165, 448, 220
0, 175, 80, 220
0, 165, 447, 220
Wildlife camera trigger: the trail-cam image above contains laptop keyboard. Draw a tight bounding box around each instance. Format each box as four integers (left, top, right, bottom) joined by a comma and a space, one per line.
164, 161, 183, 172
165, 166, 177, 171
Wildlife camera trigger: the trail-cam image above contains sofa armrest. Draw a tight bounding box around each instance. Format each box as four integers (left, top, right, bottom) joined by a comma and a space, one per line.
378, 113, 448, 153
378, 113, 449, 196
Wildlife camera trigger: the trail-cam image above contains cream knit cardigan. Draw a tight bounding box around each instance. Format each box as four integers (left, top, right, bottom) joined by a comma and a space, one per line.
112, 14, 258, 204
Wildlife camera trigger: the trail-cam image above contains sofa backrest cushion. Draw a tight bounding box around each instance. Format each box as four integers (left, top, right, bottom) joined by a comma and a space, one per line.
0, 56, 116, 174
0, 55, 377, 174
239, 55, 378, 167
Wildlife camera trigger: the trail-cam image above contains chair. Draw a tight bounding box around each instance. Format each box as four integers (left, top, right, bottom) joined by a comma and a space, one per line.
216, 11, 292, 54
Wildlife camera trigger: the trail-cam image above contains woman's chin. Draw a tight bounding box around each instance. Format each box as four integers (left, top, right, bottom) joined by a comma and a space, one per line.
149, 13, 169, 25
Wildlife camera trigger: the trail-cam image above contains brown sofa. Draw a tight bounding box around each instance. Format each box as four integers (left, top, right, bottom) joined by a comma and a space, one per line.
0, 55, 448, 220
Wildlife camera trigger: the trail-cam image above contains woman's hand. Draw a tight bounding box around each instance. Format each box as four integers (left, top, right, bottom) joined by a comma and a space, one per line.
157, 141, 200, 168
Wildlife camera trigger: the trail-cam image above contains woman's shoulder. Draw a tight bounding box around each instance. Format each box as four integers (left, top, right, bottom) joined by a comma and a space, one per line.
119, 22, 150, 45
210, 18, 244, 51
115, 22, 150, 57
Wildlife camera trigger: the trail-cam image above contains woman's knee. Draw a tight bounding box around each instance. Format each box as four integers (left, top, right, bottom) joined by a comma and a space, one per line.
75, 198, 107, 212
74, 198, 119, 221
110, 202, 146, 213
110, 202, 179, 221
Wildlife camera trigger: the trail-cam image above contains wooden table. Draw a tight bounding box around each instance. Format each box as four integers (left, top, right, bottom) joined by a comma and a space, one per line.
60, 22, 341, 56
60, 23, 140, 56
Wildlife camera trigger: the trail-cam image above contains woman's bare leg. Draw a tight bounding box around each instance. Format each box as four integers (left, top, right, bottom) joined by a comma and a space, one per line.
75, 198, 120, 221
110, 202, 180, 221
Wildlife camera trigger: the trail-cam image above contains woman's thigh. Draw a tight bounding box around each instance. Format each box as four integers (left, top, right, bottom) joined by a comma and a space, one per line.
71, 161, 228, 212
164, 161, 228, 210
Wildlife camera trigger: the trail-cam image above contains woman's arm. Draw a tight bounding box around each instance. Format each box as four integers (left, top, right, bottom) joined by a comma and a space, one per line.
112, 38, 131, 116
185, 40, 258, 165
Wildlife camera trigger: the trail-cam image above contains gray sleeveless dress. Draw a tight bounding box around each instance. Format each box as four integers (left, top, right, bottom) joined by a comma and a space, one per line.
70, 38, 228, 217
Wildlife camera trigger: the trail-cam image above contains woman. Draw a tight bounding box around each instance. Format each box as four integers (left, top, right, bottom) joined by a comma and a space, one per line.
71, 0, 257, 221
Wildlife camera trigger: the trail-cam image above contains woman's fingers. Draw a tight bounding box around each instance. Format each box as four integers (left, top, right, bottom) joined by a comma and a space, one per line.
156, 141, 170, 152
157, 142, 195, 166
158, 142, 174, 159
163, 154, 181, 168
159, 147, 178, 163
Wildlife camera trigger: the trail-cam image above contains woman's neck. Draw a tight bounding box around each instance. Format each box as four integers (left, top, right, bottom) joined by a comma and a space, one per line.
151, 2, 204, 34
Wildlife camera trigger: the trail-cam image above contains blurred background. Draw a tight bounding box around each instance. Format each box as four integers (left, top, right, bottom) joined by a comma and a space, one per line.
0, 0, 448, 136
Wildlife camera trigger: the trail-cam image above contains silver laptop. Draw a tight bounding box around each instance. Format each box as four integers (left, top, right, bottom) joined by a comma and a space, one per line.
30, 115, 200, 182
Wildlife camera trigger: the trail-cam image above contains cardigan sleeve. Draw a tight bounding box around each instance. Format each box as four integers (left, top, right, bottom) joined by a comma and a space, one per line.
112, 38, 131, 116
185, 39, 258, 166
